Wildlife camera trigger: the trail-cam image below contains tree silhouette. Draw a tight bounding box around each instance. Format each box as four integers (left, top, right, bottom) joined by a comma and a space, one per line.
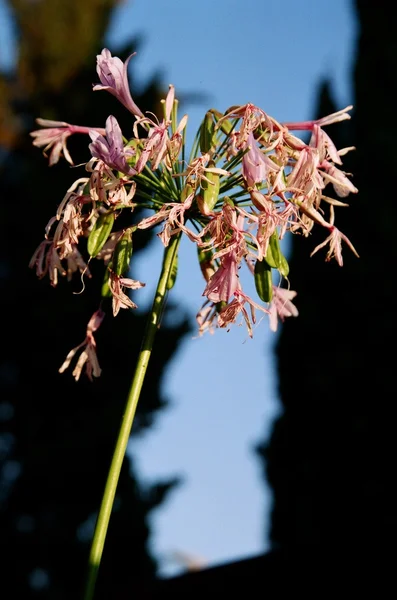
257, 0, 397, 579
0, 1, 190, 598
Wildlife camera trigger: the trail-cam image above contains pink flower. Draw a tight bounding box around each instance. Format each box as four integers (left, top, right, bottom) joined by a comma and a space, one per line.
108, 271, 145, 317
59, 309, 105, 381
217, 289, 268, 338
178, 152, 228, 191
287, 146, 324, 197
203, 251, 241, 303
310, 225, 359, 266
268, 286, 298, 332
134, 85, 188, 172
281, 105, 353, 131
310, 124, 342, 164
242, 133, 279, 188
221, 103, 273, 150
137, 192, 198, 246
89, 115, 137, 176
320, 160, 358, 198
29, 240, 67, 287
30, 119, 106, 166
93, 48, 144, 117
196, 301, 219, 336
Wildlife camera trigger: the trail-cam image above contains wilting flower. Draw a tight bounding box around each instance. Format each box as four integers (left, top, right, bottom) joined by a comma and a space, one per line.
133, 85, 188, 172
281, 105, 353, 131
268, 286, 299, 332
59, 309, 105, 381
203, 251, 241, 303
93, 48, 144, 118
108, 271, 145, 317
30, 119, 106, 166
178, 152, 228, 191
138, 192, 198, 246
89, 115, 137, 176
242, 132, 279, 188
320, 161, 358, 198
217, 289, 269, 338
310, 225, 359, 266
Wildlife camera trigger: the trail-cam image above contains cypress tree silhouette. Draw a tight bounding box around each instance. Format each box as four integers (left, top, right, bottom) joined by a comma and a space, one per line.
257, 0, 397, 585
0, 2, 189, 598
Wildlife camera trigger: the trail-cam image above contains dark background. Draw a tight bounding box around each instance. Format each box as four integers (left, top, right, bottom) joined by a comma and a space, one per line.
1, 0, 396, 597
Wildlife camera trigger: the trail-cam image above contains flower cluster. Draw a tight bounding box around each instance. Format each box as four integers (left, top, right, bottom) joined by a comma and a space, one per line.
30, 48, 358, 380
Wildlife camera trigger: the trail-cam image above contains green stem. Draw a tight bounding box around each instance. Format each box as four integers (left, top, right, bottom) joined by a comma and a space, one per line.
83, 233, 181, 600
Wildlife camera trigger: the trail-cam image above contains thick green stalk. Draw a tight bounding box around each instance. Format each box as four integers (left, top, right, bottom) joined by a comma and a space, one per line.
83, 233, 181, 600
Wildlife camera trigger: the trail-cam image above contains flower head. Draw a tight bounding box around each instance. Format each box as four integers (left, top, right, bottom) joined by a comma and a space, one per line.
93, 48, 144, 117
29, 49, 361, 378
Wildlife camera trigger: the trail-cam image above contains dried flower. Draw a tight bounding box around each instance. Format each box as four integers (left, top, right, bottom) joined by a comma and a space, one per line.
59, 310, 105, 381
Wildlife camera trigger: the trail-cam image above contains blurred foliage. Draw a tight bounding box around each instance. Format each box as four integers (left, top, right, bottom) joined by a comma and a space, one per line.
0, 1, 190, 598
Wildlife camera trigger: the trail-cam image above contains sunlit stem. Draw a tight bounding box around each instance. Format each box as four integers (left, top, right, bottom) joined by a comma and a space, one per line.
83, 232, 181, 600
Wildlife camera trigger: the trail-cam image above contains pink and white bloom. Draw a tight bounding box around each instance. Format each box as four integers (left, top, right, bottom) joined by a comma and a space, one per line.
310, 124, 342, 165
242, 132, 279, 188
30, 118, 106, 166
203, 251, 241, 303
320, 160, 358, 198
281, 105, 353, 131
268, 286, 298, 332
59, 309, 105, 381
217, 289, 269, 338
93, 48, 144, 117
310, 225, 359, 266
133, 85, 188, 172
89, 115, 137, 176
287, 146, 324, 198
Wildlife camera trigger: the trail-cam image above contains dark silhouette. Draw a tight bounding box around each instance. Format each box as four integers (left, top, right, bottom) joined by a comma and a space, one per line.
258, 0, 397, 585
0, 1, 189, 598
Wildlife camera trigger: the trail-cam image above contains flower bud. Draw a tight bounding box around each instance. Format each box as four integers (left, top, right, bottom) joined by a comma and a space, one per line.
199, 111, 216, 154
87, 211, 115, 257
265, 231, 289, 277
199, 163, 220, 213
113, 230, 133, 276
278, 254, 289, 278
254, 259, 273, 303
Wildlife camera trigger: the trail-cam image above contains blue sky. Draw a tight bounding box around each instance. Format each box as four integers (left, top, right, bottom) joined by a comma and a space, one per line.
0, 0, 357, 578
